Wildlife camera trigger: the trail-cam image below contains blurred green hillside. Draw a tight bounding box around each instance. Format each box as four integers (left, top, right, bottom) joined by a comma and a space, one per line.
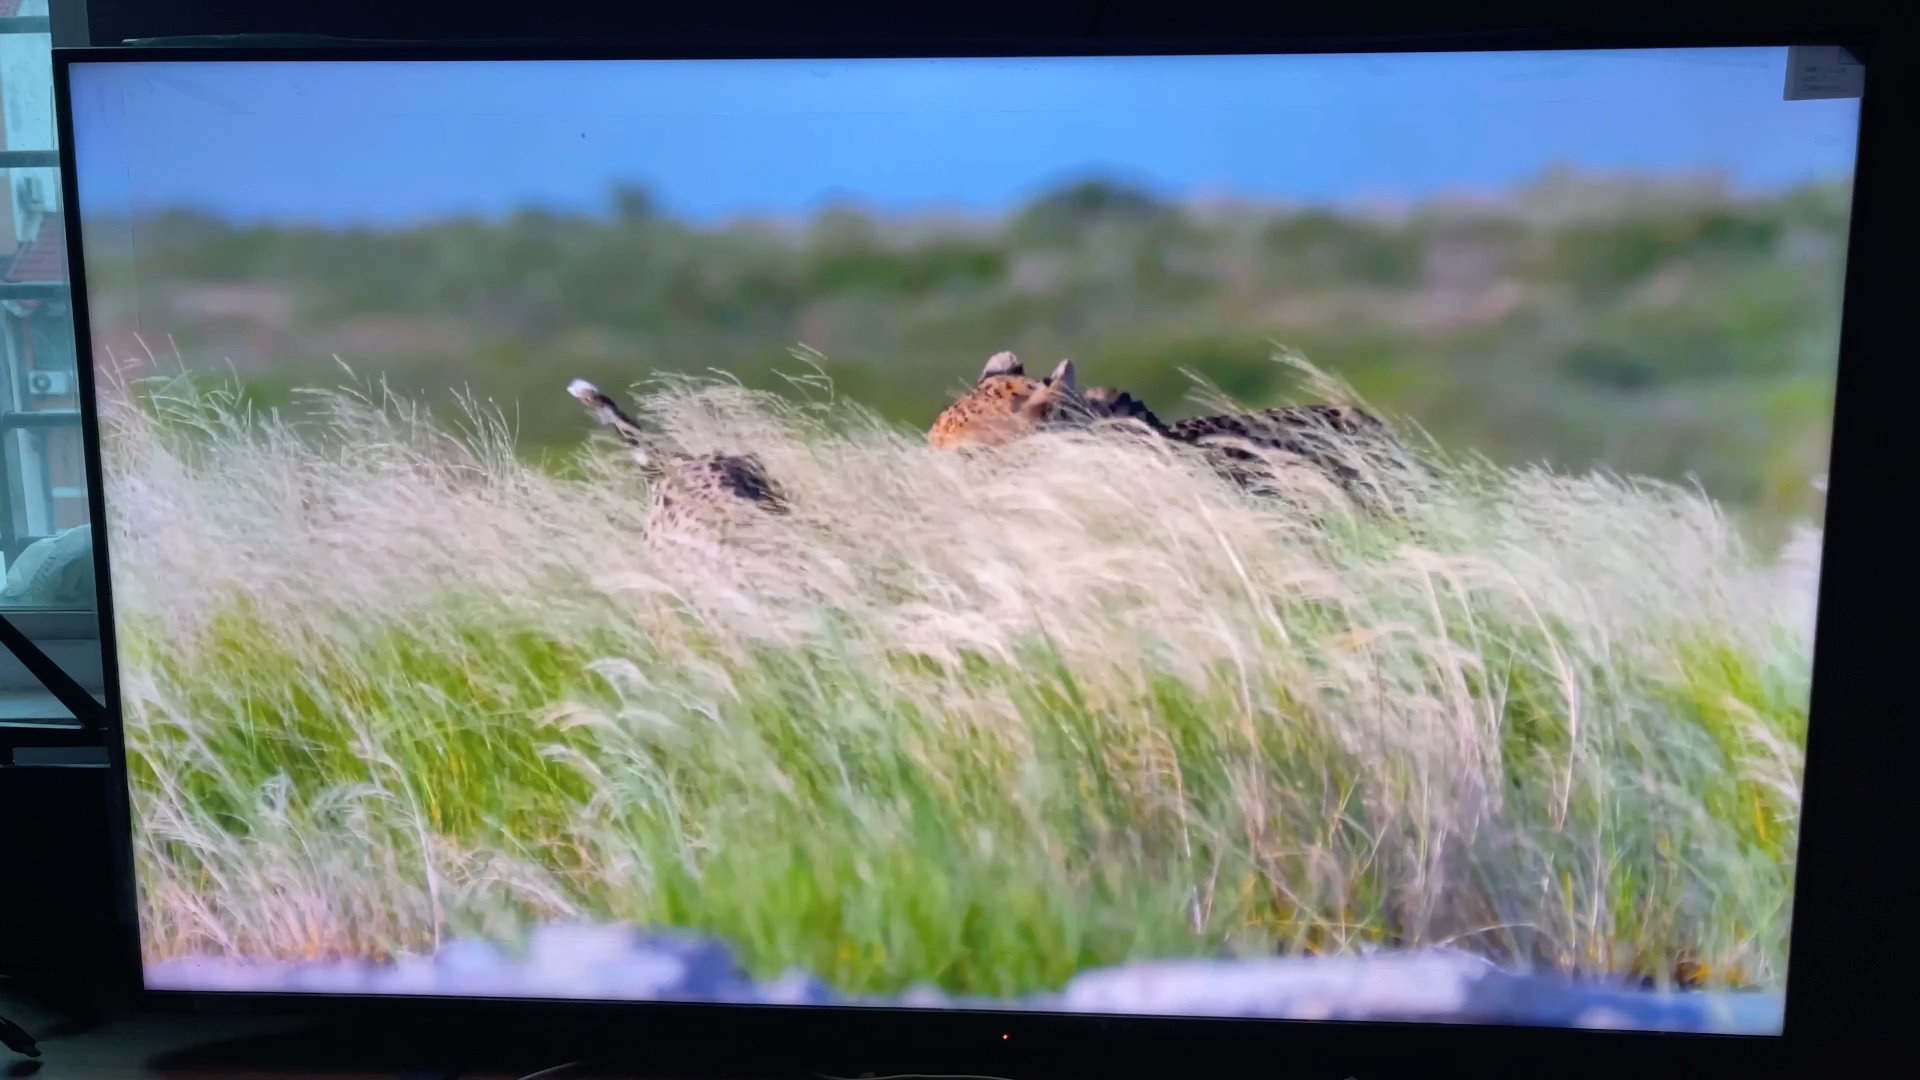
83, 168, 1850, 537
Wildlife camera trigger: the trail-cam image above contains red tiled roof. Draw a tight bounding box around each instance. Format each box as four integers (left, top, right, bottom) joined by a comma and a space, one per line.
4, 212, 67, 283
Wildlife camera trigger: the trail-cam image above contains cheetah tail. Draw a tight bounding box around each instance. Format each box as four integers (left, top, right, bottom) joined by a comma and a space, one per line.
567, 378, 649, 448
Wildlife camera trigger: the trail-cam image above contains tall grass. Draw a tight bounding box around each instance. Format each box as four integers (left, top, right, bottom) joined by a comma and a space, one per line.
103, 357, 1816, 997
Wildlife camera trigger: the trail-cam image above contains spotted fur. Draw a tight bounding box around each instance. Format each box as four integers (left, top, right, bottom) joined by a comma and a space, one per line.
928, 353, 1083, 449
568, 379, 788, 553
1166, 403, 1404, 497
930, 356, 1415, 507
1082, 386, 1172, 433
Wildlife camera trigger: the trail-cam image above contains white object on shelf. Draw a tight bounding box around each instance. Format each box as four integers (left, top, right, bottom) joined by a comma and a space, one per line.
0, 522, 92, 606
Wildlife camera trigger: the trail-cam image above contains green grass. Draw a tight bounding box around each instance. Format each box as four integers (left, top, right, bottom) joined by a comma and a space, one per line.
106, 362, 1814, 995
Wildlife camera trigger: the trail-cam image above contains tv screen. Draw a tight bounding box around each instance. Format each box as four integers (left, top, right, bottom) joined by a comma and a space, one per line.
61, 46, 1856, 1036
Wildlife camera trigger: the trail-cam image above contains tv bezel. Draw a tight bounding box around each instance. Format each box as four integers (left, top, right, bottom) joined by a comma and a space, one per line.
50, 31, 1895, 1078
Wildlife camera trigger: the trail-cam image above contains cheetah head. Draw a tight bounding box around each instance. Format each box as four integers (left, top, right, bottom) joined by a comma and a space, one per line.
928, 352, 1082, 450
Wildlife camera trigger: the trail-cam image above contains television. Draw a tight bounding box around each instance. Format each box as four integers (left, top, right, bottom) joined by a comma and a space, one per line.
50, 34, 1890, 1077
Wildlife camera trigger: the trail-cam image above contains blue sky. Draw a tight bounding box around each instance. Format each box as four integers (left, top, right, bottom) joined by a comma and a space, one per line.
65, 48, 1860, 228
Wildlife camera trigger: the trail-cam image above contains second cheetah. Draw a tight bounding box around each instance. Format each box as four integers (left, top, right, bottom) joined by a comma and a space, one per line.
568, 378, 788, 554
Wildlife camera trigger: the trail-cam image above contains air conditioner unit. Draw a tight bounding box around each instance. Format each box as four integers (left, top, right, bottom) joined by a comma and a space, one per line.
27, 370, 73, 396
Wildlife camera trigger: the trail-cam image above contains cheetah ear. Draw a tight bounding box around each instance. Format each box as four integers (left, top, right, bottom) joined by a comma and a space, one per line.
981, 351, 1023, 380
1046, 358, 1077, 396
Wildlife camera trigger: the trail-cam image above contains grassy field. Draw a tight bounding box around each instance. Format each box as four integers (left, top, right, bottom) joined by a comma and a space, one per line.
105, 355, 1816, 999
85, 171, 1850, 541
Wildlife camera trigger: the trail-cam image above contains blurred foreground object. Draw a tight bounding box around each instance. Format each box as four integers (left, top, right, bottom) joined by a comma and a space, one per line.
0, 524, 94, 607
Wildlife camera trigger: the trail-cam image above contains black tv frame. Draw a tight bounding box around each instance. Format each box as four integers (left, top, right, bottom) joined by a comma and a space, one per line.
52, 31, 1901, 1078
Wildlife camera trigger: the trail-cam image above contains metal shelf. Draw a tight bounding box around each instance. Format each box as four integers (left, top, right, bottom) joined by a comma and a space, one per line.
0, 282, 68, 300
0, 410, 82, 432
0, 150, 59, 169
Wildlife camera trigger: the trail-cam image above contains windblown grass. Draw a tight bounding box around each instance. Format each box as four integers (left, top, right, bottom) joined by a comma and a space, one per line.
103, 356, 1817, 997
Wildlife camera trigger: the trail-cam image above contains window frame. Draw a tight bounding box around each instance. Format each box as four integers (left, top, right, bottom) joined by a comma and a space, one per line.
1, 5, 91, 614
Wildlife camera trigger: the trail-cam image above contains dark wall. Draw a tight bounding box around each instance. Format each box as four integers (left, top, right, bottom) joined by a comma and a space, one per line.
0, 766, 126, 997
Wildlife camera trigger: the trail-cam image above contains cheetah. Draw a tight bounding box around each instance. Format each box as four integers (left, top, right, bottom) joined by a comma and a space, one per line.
926, 352, 1177, 447
567, 378, 788, 555
930, 353, 1416, 508
928, 352, 1084, 449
